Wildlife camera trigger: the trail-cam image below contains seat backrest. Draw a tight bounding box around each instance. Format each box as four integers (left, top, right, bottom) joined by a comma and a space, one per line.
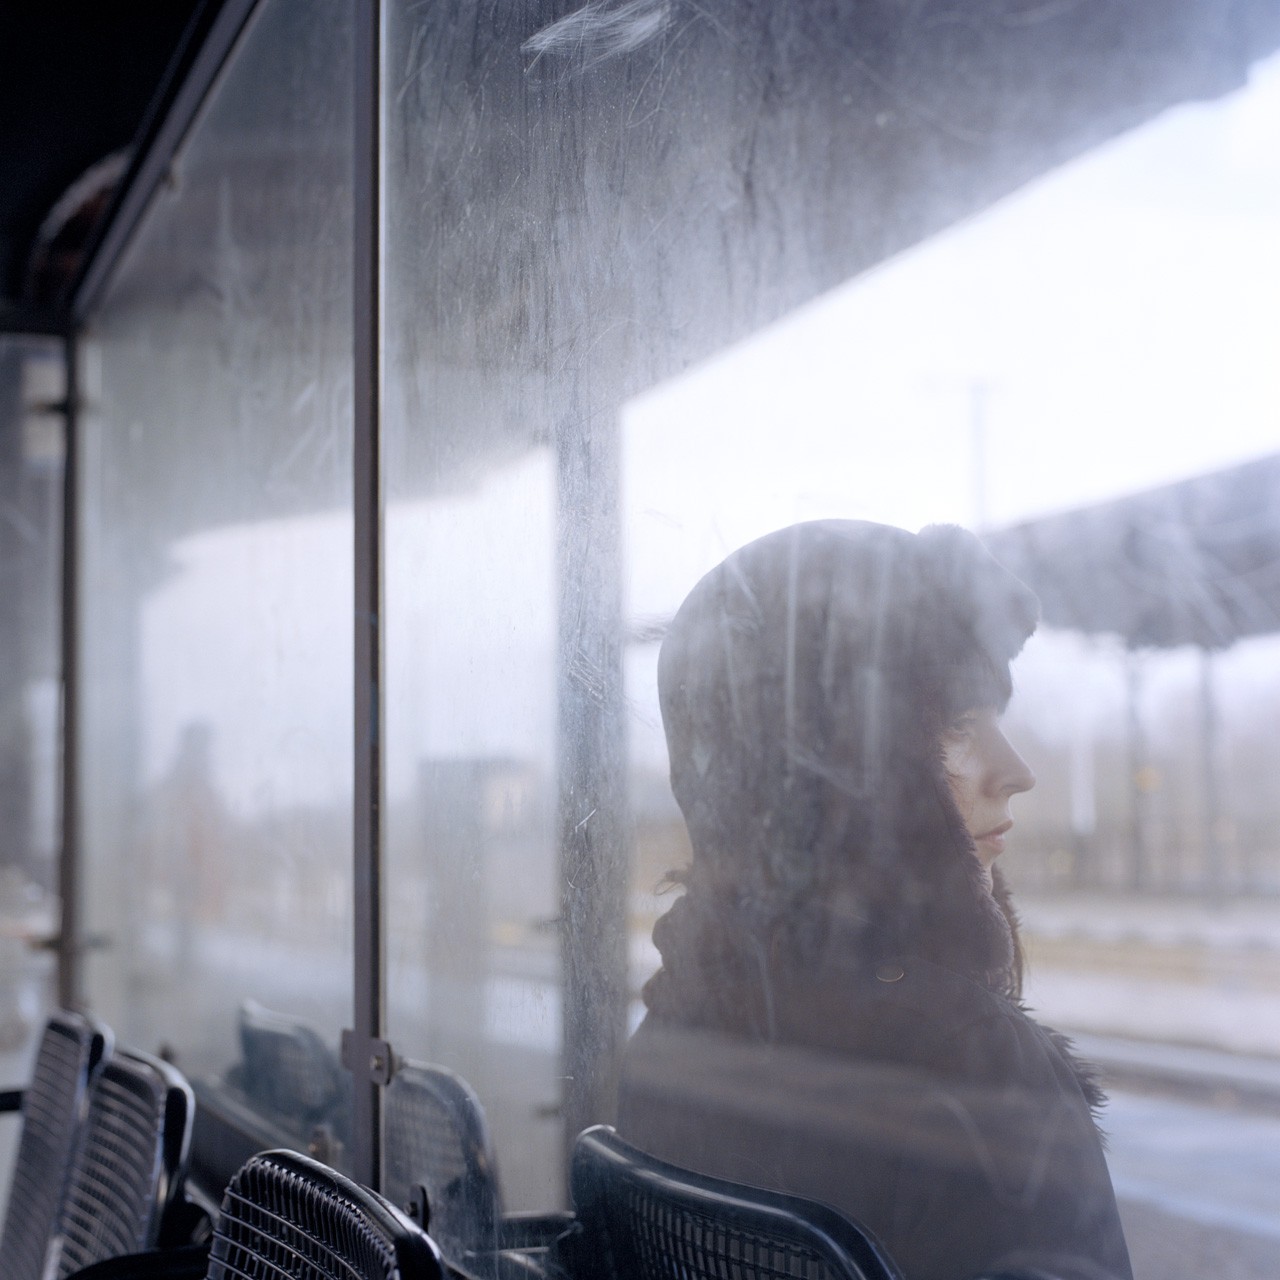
0, 1010, 112, 1280
51, 1048, 195, 1278
384, 1061, 503, 1264
209, 1148, 444, 1280
567, 1126, 903, 1280
236, 1000, 349, 1137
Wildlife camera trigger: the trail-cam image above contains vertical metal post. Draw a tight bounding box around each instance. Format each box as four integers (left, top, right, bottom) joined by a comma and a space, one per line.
555, 410, 629, 1164
1125, 649, 1148, 893
1199, 647, 1224, 900
57, 333, 81, 1009
0, 346, 34, 878
351, 0, 385, 1191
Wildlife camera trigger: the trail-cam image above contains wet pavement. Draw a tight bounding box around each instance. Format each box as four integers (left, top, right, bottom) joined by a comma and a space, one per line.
1109, 1089, 1280, 1280
1017, 892, 1280, 1278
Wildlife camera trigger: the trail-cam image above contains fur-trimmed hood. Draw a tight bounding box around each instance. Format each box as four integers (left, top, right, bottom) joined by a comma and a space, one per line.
645, 520, 1039, 1033
628, 522, 1129, 1280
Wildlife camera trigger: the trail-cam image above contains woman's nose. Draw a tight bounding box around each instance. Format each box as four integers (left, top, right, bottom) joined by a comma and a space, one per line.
990, 729, 1035, 797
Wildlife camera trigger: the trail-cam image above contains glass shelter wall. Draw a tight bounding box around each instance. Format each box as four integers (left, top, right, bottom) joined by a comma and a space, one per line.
618, 51, 1280, 1006
77, 0, 355, 1161
52, 1, 1280, 1276
380, 5, 1280, 1271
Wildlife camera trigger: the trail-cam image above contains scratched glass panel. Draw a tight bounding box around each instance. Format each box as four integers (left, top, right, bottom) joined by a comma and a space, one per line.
77, 0, 355, 1165
617, 51, 1280, 1280
617, 49, 1280, 1280
384, 2, 1280, 1269
382, 4, 568, 1212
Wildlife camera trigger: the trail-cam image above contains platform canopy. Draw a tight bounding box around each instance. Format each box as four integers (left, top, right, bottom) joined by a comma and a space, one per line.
987, 454, 1280, 650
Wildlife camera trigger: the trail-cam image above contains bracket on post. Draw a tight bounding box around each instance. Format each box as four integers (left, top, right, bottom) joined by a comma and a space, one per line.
340, 1029, 397, 1087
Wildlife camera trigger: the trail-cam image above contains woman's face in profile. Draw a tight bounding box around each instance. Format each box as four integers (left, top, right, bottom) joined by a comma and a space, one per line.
942, 708, 1036, 887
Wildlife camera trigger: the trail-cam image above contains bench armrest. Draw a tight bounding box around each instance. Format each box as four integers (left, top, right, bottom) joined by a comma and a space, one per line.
498, 1211, 576, 1251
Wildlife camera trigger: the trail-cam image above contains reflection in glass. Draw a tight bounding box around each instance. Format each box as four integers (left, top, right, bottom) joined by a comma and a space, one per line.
77, 0, 354, 1160
384, 459, 562, 1208
378, 6, 1280, 1267
619, 521, 1132, 1280
619, 47, 1280, 1280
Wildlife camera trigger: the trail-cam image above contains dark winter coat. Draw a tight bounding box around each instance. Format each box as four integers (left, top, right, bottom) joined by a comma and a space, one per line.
617, 521, 1133, 1280
619, 944, 1132, 1280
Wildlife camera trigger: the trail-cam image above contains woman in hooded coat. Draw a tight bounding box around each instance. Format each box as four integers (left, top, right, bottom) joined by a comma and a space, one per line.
617, 520, 1132, 1280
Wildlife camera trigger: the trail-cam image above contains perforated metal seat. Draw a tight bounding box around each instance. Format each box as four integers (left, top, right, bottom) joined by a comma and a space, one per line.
234, 1001, 350, 1145
384, 1061, 572, 1275
51, 1048, 195, 1277
209, 1148, 444, 1280
384, 1061, 502, 1261
564, 1126, 903, 1280
0, 1010, 112, 1280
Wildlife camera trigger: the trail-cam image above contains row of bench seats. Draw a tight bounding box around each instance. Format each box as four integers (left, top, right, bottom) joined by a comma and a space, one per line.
213, 1003, 905, 1279
1, 1009, 1042, 1280
0, 1011, 199, 1280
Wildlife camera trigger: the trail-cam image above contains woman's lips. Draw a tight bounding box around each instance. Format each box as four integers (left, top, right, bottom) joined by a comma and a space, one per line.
975, 820, 1013, 856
